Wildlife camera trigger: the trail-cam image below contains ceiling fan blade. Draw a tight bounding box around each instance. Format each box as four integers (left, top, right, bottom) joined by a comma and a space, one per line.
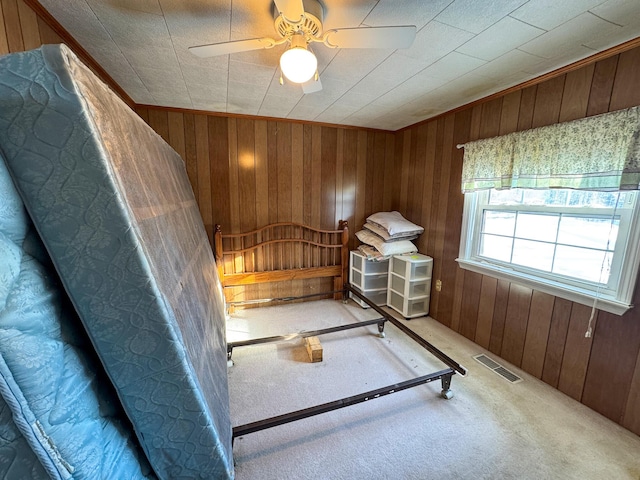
302, 76, 322, 94
323, 26, 416, 50
273, 0, 305, 24
189, 38, 276, 58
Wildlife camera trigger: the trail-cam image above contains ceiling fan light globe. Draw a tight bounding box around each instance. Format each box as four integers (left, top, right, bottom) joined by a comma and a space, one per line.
280, 47, 317, 83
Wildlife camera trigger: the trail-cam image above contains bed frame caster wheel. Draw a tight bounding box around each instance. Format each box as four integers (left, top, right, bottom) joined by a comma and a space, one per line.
377, 322, 386, 338
441, 389, 454, 400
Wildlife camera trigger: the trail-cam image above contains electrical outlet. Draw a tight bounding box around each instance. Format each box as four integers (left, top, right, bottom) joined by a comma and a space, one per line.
435, 280, 442, 292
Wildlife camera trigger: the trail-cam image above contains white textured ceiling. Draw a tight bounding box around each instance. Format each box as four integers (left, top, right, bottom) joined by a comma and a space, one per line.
39, 0, 640, 131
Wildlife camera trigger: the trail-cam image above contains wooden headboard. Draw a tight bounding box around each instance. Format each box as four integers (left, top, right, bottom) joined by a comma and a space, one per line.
214, 221, 349, 304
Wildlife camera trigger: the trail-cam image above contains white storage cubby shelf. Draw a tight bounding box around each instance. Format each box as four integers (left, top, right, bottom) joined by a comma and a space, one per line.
349, 250, 389, 308
387, 253, 433, 318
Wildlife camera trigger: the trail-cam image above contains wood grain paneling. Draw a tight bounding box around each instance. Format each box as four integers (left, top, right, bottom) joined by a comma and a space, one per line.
542, 298, 573, 388
557, 303, 595, 401
582, 312, 640, 423
521, 291, 555, 379
397, 43, 640, 436
138, 106, 399, 302
501, 284, 532, 367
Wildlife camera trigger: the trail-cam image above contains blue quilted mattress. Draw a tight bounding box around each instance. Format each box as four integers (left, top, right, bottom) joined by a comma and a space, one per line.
0, 45, 233, 479
0, 155, 154, 479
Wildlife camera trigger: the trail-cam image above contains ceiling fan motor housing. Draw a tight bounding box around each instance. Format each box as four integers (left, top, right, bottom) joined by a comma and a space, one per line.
273, 0, 324, 40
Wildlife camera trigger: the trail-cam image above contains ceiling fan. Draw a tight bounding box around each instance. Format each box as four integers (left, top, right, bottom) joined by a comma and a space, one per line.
188, 0, 416, 94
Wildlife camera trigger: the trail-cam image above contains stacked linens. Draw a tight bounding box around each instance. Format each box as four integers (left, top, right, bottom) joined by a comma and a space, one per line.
356, 211, 423, 259
0, 45, 233, 479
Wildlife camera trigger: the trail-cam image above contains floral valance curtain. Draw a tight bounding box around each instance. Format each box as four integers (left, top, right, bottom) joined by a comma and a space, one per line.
460, 105, 640, 193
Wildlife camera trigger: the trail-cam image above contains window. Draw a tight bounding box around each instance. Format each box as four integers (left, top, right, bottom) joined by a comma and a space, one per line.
457, 188, 640, 315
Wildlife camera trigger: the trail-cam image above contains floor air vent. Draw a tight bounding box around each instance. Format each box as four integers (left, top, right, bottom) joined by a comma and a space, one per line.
473, 354, 522, 384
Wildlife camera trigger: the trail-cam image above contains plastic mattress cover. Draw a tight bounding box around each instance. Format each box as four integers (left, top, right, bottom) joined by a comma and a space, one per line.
0, 45, 233, 479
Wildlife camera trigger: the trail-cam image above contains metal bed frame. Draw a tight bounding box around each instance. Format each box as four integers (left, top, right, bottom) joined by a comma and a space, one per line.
227, 284, 468, 444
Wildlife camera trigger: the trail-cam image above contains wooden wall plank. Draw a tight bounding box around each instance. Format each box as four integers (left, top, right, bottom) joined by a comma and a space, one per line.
311, 125, 323, 228
382, 134, 396, 211
558, 303, 596, 401
587, 55, 618, 116
409, 125, 428, 223
0, 2, 8, 55
277, 121, 292, 223
398, 130, 411, 213
517, 85, 537, 131
521, 291, 555, 378
2, 0, 24, 52
167, 111, 186, 160
226, 118, 240, 235
499, 90, 521, 135
459, 270, 482, 340
16, 0, 39, 49
208, 116, 229, 231
418, 122, 437, 255
343, 129, 358, 243
582, 313, 640, 423
267, 121, 279, 225
334, 129, 344, 225
468, 104, 483, 141
489, 279, 510, 356
292, 123, 304, 224
148, 109, 170, 143
355, 130, 368, 229
371, 132, 386, 215
623, 352, 640, 435
321, 126, 337, 229
559, 64, 595, 122
501, 284, 533, 367
610, 47, 640, 111
36, 15, 61, 44
531, 75, 565, 127
475, 276, 497, 350
183, 114, 197, 195
302, 124, 313, 228
194, 115, 212, 236
255, 120, 269, 228
405, 128, 418, 221
237, 118, 256, 234
479, 97, 503, 138
542, 298, 572, 388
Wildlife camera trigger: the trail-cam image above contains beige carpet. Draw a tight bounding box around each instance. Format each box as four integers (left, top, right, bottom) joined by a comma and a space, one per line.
226, 300, 640, 480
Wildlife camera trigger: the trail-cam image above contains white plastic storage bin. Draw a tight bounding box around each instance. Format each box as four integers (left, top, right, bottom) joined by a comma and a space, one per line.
387, 291, 430, 318
351, 270, 388, 291
349, 250, 389, 309
387, 253, 432, 318
350, 285, 387, 308
390, 253, 433, 280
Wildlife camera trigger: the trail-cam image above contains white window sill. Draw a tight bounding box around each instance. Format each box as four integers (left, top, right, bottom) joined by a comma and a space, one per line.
456, 258, 633, 316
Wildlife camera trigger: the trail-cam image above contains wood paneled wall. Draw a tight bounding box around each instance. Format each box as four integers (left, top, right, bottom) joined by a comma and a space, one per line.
135, 108, 400, 301
1, 0, 62, 54
397, 45, 640, 436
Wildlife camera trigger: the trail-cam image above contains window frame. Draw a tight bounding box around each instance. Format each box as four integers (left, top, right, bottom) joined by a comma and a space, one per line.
457, 189, 640, 315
